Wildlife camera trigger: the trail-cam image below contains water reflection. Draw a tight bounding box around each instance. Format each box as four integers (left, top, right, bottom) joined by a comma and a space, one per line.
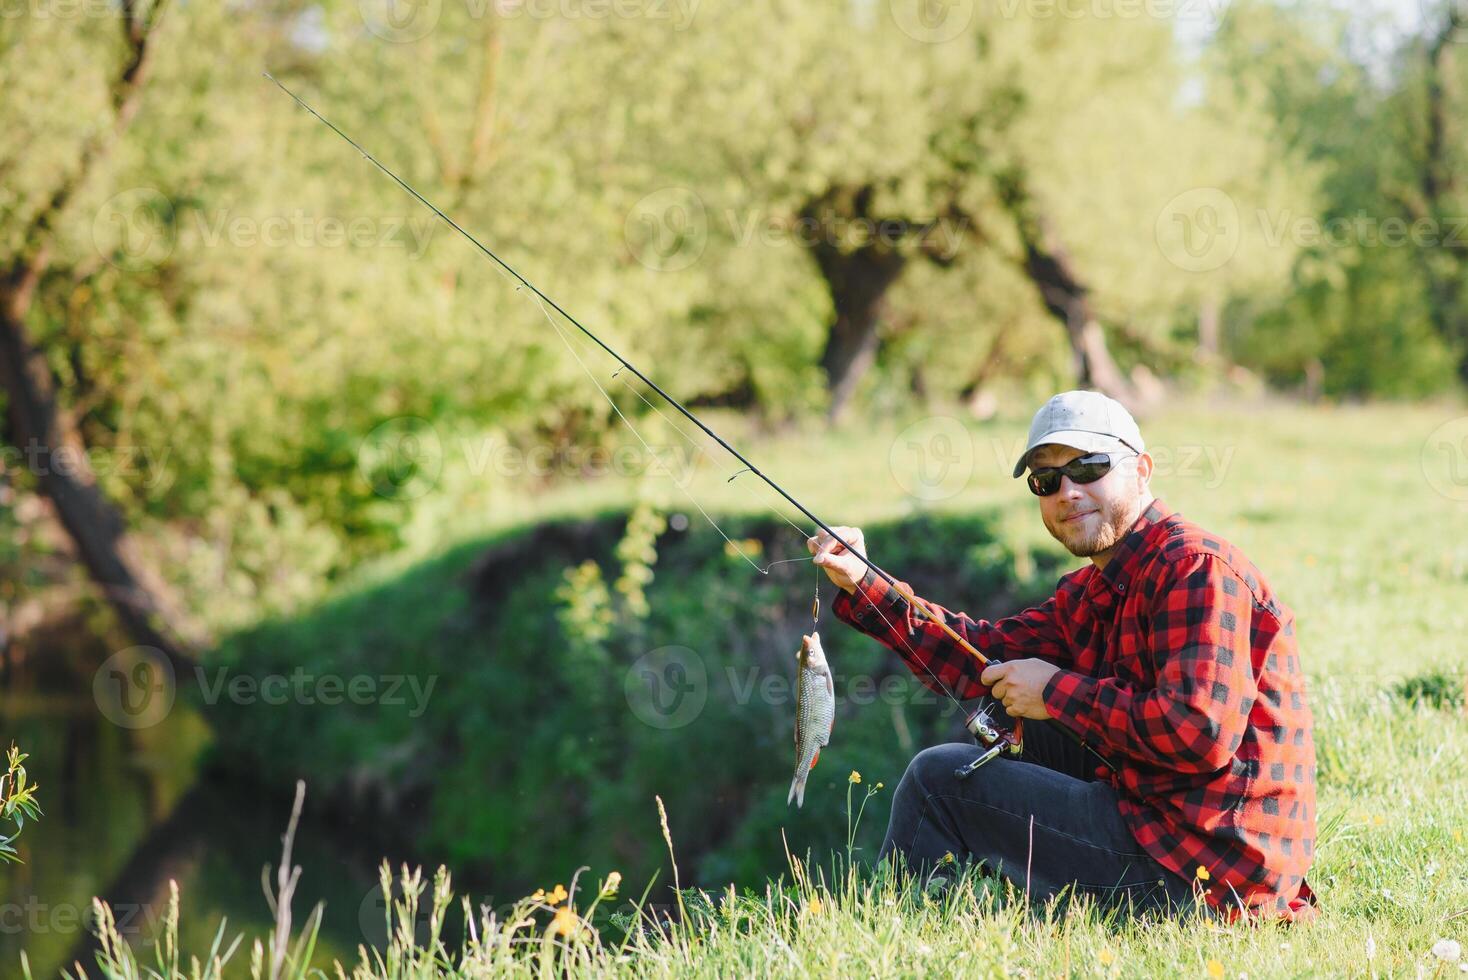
2, 640, 402, 977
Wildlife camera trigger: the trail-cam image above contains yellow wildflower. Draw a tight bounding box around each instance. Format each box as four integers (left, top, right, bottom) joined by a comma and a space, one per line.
547, 883, 568, 906
1195, 865, 1210, 882
941, 852, 956, 865
600, 871, 622, 898
1371, 815, 1386, 827
1206, 959, 1225, 979
1453, 829, 1463, 843
1098, 948, 1116, 967
849, 771, 862, 785
807, 895, 824, 915
549, 905, 580, 939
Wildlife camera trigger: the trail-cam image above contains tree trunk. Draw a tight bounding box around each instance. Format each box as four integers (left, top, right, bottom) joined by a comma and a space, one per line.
0, 302, 198, 670
0, 0, 199, 670
800, 186, 916, 423
798, 185, 977, 421
814, 248, 907, 422
998, 174, 1139, 406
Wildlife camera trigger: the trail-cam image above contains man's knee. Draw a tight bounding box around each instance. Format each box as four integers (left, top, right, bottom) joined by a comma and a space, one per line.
900, 742, 999, 797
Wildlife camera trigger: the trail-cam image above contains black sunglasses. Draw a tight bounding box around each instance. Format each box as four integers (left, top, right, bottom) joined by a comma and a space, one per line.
1026, 452, 1133, 497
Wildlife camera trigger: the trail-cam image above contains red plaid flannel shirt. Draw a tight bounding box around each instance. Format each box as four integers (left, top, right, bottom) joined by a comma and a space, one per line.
833, 499, 1317, 917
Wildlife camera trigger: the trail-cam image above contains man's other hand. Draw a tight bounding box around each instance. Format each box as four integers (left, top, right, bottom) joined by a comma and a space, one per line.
807, 526, 868, 595
980, 659, 1060, 720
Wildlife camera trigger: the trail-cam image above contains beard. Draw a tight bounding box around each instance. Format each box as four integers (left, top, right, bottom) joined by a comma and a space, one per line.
1043, 494, 1139, 558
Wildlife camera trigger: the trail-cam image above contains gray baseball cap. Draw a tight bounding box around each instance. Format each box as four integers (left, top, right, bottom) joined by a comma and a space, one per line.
1011, 390, 1145, 478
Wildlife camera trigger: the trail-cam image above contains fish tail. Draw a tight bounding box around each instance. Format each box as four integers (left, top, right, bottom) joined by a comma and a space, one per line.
787, 771, 807, 808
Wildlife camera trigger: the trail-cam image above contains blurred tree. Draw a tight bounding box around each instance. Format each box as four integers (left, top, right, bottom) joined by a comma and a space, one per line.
0, 0, 1324, 638
616, 0, 1311, 418
1212, 0, 1465, 396
1403, 6, 1468, 384
0, 0, 200, 665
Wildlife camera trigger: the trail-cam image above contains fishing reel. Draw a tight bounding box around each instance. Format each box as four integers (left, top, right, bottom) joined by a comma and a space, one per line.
953, 702, 1023, 781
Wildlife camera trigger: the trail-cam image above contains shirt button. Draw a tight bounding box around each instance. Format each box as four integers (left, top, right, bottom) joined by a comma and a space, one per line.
1116, 583, 1125, 592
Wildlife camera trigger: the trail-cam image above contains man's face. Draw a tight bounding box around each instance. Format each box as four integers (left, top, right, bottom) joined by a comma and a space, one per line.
1028, 443, 1153, 560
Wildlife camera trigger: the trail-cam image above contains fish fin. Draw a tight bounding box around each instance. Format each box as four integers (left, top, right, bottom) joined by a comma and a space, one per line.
824, 671, 834, 698
810, 749, 819, 770
788, 772, 806, 808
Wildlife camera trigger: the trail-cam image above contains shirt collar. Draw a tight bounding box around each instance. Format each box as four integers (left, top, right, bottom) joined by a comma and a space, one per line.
1090, 498, 1175, 597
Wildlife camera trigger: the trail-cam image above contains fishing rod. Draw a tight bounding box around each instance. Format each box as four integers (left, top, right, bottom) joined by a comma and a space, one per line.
264, 73, 1115, 776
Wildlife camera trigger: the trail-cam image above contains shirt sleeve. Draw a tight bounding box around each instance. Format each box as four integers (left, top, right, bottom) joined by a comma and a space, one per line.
1041, 552, 1257, 773
832, 567, 1072, 700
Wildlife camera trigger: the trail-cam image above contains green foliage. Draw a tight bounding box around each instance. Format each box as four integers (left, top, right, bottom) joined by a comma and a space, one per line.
1210, 0, 1468, 396
612, 501, 667, 623
1392, 669, 1466, 711
0, 0, 1364, 640
0, 744, 41, 865
210, 504, 1059, 895
557, 560, 616, 656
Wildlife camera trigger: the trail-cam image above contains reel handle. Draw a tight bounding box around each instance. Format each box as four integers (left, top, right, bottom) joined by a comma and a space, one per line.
954, 704, 1024, 780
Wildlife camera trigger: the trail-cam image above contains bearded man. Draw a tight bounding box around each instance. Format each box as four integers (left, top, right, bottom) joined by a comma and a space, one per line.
809, 391, 1316, 920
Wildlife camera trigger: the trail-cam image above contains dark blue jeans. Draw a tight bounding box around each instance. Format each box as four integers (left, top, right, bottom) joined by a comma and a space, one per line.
880, 718, 1198, 916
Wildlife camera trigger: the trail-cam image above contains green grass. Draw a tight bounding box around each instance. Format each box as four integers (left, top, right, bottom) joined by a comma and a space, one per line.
69, 397, 1468, 977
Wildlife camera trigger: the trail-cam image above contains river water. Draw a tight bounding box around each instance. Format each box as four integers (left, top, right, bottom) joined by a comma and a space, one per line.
1, 631, 412, 977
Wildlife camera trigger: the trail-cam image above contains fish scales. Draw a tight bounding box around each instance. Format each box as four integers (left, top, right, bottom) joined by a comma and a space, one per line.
788, 632, 835, 808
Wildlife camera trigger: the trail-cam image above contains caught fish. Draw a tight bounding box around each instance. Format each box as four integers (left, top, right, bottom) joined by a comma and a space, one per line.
788, 632, 835, 808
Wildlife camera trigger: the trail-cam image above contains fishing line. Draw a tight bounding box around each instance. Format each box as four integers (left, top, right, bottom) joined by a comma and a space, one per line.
533, 299, 812, 576
510, 254, 971, 711
542, 293, 970, 710
531, 299, 993, 720
523, 284, 773, 575
540, 286, 973, 712
264, 73, 1037, 732
604, 372, 814, 543
264, 72, 886, 587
